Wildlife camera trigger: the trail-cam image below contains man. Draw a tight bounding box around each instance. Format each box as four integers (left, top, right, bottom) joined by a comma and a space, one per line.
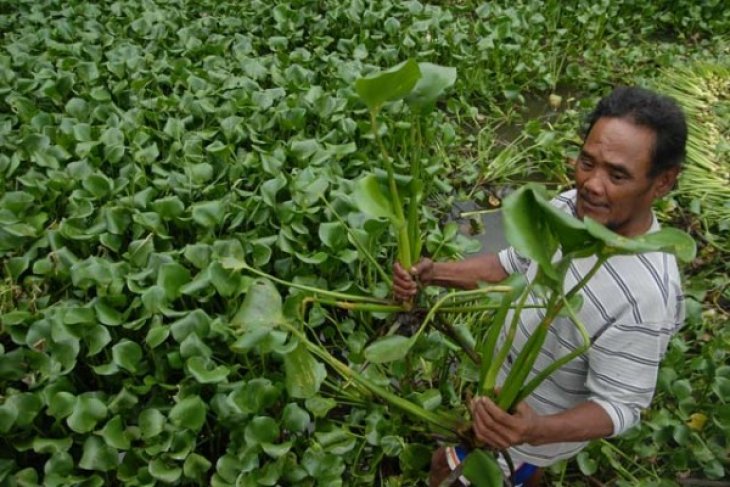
393, 87, 688, 486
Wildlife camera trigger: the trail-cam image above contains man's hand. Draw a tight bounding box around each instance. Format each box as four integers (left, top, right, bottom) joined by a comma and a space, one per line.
392, 259, 434, 302
471, 396, 541, 450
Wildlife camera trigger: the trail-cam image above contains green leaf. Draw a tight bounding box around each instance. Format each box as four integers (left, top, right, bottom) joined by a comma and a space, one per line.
79, 436, 119, 472
352, 174, 398, 223
170, 309, 211, 342
461, 449, 503, 487
316, 429, 357, 455
672, 379, 692, 399
95, 300, 122, 326
262, 441, 293, 459
180, 332, 212, 358
112, 339, 143, 373
157, 262, 191, 300
244, 416, 280, 446
99, 415, 130, 450
355, 59, 421, 111
318, 222, 347, 250
7, 393, 42, 427
713, 376, 730, 401
86, 325, 112, 356
400, 443, 432, 472
584, 219, 697, 263
261, 176, 287, 207
208, 261, 241, 297
576, 451, 598, 475
169, 396, 207, 431
282, 403, 310, 433
149, 458, 182, 483
502, 184, 561, 281
67, 395, 108, 433
405, 63, 457, 113
151, 196, 185, 219
364, 335, 412, 363
141, 285, 168, 313
231, 279, 284, 332
146, 325, 170, 348
191, 200, 226, 228
186, 356, 230, 384
48, 391, 76, 419
63, 306, 95, 325
0, 401, 17, 433
184, 244, 212, 269
65, 98, 88, 118
134, 143, 159, 164
1, 191, 34, 213
283, 341, 326, 399
31, 437, 72, 454
183, 453, 212, 481
305, 396, 337, 418
138, 408, 166, 439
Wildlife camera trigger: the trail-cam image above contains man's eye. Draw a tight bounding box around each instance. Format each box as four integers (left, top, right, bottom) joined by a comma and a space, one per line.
578, 158, 593, 168
610, 172, 626, 182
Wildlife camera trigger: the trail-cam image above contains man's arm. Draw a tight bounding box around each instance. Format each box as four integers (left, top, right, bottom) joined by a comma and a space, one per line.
429, 253, 509, 289
393, 253, 508, 301
470, 397, 614, 450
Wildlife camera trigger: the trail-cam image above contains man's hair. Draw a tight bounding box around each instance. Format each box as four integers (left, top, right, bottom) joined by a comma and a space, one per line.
583, 86, 687, 177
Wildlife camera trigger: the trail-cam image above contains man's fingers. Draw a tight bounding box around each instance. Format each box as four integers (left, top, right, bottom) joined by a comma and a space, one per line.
472, 397, 525, 448
412, 258, 433, 277
473, 410, 511, 450
480, 397, 520, 429
393, 262, 411, 280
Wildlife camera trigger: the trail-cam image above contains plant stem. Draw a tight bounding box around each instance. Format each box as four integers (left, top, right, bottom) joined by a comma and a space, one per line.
280, 319, 467, 437
433, 314, 481, 365
565, 255, 606, 301
303, 297, 405, 313
482, 278, 536, 394
233, 262, 391, 304
414, 286, 515, 346
370, 111, 411, 268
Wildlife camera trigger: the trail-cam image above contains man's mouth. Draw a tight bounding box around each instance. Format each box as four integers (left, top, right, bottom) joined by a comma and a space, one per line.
579, 194, 608, 213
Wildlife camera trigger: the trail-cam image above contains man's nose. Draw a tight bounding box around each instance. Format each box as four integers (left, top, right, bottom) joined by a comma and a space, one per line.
582, 170, 606, 195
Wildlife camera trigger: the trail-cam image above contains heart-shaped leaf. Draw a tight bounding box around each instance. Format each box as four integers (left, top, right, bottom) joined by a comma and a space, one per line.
169, 396, 207, 432
352, 174, 398, 223
231, 279, 284, 332
283, 341, 326, 399
355, 59, 421, 111
364, 335, 413, 363
584, 218, 697, 263
405, 63, 457, 113
461, 449, 503, 487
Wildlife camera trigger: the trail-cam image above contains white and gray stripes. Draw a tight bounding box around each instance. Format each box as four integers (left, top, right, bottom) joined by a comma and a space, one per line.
495, 189, 685, 467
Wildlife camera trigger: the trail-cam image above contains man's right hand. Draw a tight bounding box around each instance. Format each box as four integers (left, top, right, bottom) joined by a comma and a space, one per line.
393, 258, 435, 302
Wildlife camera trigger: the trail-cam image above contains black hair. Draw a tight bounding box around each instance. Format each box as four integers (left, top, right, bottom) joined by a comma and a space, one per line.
583, 86, 687, 177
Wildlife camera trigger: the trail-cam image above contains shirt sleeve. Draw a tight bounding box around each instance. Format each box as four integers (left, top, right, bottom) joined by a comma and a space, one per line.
585, 320, 675, 437
498, 246, 530, 275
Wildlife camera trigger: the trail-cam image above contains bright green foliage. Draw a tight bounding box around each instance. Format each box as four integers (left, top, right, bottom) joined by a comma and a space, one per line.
355, 59, 421, 112
0, 0, 726, 485
462, 449, 504, 486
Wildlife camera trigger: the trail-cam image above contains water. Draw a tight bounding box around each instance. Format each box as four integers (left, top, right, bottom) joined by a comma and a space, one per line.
451, 199, 509, 256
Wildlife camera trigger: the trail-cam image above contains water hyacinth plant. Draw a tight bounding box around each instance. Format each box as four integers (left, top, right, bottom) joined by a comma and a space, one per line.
224, 179, 696, 485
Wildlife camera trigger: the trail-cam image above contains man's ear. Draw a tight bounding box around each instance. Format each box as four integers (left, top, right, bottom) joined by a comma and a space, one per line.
653, 166, 680, 198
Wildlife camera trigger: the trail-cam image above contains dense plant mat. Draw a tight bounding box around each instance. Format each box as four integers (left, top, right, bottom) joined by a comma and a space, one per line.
0, 0, 728, 485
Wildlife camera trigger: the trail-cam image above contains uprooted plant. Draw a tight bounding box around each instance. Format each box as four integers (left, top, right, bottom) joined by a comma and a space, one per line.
222, 59, 697, 484
223, 182, 695, 485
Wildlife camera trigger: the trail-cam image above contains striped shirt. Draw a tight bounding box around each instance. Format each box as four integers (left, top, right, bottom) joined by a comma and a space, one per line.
496, 189, 685, 467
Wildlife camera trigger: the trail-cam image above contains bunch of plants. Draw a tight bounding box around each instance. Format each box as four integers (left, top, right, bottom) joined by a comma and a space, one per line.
0, 0, 726, 485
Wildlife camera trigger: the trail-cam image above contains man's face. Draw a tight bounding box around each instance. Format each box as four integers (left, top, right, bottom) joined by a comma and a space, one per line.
575, 117, 678, 237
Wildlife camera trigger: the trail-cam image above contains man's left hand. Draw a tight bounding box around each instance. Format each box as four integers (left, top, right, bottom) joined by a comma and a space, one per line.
470, 396, 542, 449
